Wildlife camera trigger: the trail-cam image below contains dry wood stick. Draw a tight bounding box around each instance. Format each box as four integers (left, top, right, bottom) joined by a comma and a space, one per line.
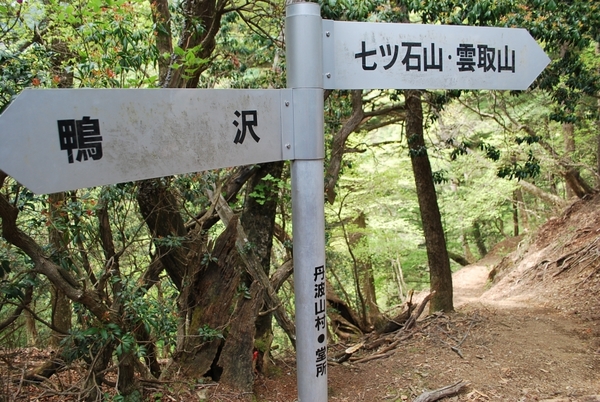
402, 291, 435, 332
412, 380, 469, 402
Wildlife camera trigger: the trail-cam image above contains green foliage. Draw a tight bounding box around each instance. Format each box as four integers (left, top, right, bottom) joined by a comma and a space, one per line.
1, 0, 598, 387
497, 151, 541, 180
198, 324, 224, 342
248, 173, 288, 206
0, 274, 34, 301
172, 45, 208, 79
431, 170, 449, 184
121, 285, 177, 349
153, 235, 186, 248
237, 282, 252, 300
319, 0, 381, 21
201, 252, 218, 265
63, 280, 176, 363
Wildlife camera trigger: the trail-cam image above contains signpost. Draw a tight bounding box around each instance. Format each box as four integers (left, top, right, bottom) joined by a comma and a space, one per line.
286, 4, 327, 401
0, 3, 550, 401
322, 20, 550, 90
0, 88, 293, 194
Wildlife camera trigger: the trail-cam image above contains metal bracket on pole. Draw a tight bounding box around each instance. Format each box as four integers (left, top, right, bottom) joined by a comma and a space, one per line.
286, 2, 328, 402
279, 89, 325, 161
322, 19, 336, 89
291, 88, 324, 160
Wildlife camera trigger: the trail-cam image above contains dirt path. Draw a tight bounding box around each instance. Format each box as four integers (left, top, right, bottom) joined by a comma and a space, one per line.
254, 260, 600, 402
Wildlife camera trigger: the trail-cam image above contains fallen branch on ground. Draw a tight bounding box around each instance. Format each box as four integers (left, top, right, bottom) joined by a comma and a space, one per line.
412, 380, 469, 402
402, 291, 435, 332
438, 312, 480, 359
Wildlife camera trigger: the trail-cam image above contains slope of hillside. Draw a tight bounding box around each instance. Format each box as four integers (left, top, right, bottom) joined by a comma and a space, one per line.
251, 194, 600, 402
485, 193, 600, 322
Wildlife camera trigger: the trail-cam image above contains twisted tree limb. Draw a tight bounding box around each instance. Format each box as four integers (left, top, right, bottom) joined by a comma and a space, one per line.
208, 189, 297, 347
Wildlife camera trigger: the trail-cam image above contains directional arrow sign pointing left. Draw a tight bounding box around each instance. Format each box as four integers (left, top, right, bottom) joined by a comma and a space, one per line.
0, 88, 293, 194
322, 21, 551, 90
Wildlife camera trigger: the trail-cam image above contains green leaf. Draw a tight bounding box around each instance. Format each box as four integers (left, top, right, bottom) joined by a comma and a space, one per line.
173, 46, 185, 57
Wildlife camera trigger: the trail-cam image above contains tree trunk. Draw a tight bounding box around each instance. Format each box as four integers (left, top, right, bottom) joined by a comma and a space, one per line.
450, 179, 474, 263
405, 90, 453, 313
537, 138, 595, 199
165, 216, 258, 391
240, 161, 284, 374
217, 280, 262, 392
350, 212, 384, 331
137, 180, 188, 291
447, 251, 470, 267
325, 90, 364, 203
48, 193, 72, 347
512, 190, 520, 237
326, 278, 363, 337
563, 122, 576, 198
519, 180, 568, 209
564, 168, 596, 198
514, 188, 529, 233
83, 343, 114, 402
97, 195, 139, 397
24, 308, 38, 347
472, 220, 487, 258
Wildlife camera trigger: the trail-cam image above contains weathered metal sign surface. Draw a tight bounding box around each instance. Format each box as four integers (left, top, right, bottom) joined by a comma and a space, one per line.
0, 88, 293, 193
322, 20, 550, 90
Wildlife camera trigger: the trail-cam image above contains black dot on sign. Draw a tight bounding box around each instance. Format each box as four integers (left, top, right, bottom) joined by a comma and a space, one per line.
448, 55, 452, 59
318, 334, 325, 344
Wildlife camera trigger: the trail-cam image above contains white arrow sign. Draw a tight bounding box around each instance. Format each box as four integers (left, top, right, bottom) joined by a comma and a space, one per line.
322, 20, 550, 90
0, 88, 293, 194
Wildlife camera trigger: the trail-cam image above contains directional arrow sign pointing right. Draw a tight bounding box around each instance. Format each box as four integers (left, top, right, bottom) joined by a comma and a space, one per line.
0, 89, 293, 194
322, 21, 551, 90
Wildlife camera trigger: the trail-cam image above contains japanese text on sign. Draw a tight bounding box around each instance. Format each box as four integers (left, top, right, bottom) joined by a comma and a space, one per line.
355, 41, 516, 73
233, 110, 260, 144
313, 265, 327, 377
58, 116, 103, 164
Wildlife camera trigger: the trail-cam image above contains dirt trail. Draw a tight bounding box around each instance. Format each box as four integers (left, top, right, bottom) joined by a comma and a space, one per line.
255, 255, 600, 402
452, 262, 494, 307
404, 258, 600, 402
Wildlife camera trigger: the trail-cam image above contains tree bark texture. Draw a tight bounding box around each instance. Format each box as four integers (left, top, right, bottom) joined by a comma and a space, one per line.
596, 43, 600, 187
514, 188, 529, 233
48, 193, 72, 348
563, 122, 576, 199
0, 190, 111, 321
240, 161, 284, 372
326, 279, 363, 338
537, 138, 595, 199
472, 220, 487, 258
405, 90, 453, 313
137, 179, 190, 291
349, 212, 384, 331
165, 216, 260, 391
162, 0, 227, 89
519, 180, 568, 210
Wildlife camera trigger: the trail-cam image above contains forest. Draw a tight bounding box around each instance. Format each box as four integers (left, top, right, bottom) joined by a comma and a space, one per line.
0, 0, 599, 400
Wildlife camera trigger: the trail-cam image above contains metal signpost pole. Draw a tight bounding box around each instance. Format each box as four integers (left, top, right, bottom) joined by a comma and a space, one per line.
285, 2, 327, 401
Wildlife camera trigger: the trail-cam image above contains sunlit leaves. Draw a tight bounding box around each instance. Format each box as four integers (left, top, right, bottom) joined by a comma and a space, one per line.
497, 151, 541, 180
319, 0, 382, 21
